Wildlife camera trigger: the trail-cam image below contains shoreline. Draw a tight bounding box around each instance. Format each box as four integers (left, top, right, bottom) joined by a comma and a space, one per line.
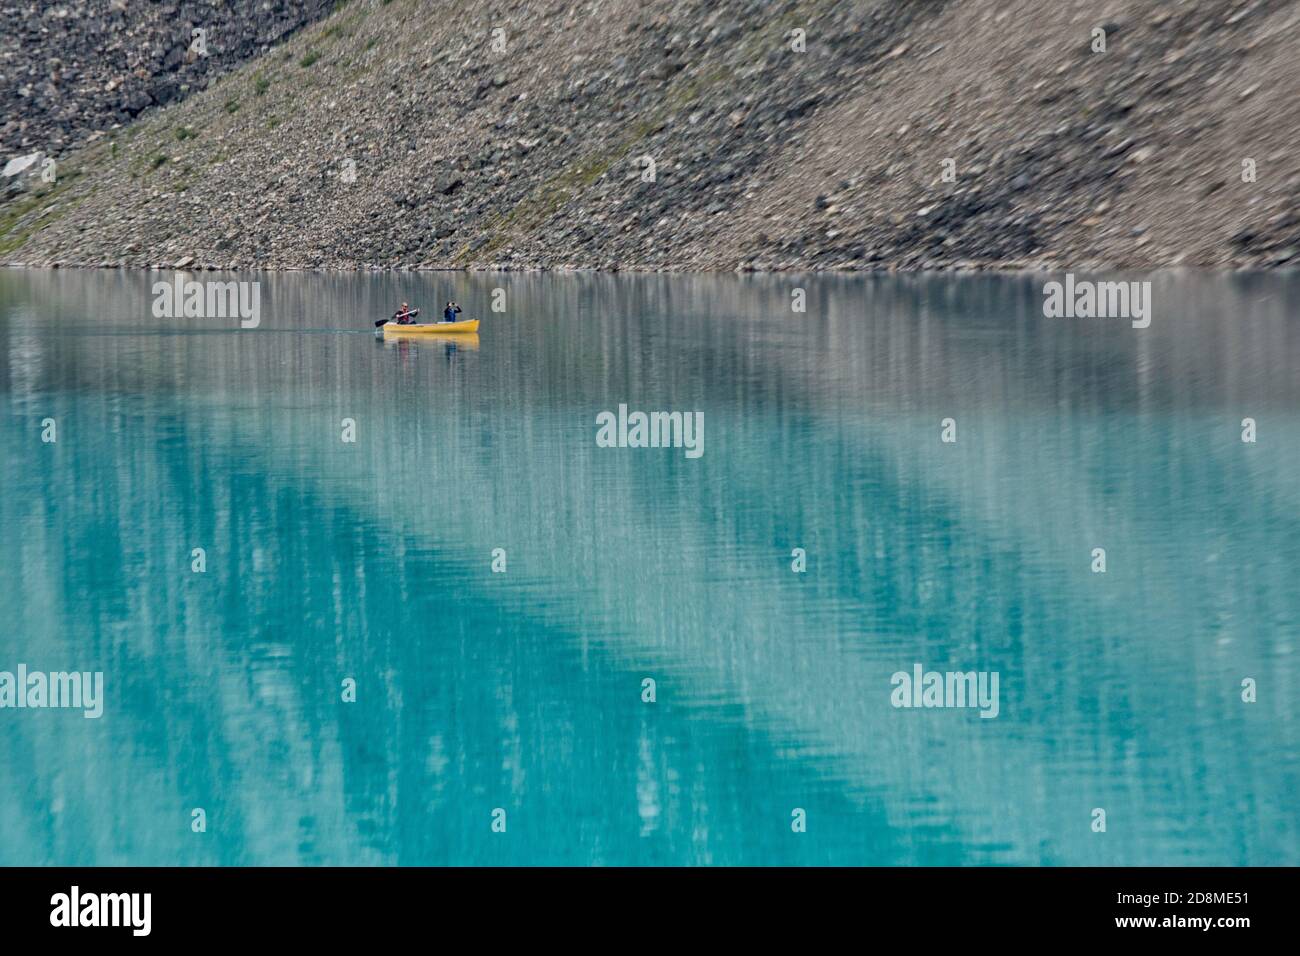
4, 260, 1295, 275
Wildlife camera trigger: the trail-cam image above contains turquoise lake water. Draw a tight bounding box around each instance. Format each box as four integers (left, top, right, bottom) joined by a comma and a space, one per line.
1, 268, 1296, 866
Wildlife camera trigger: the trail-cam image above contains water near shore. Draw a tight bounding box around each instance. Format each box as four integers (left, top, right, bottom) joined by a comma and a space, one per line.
1, 268, 1297, 865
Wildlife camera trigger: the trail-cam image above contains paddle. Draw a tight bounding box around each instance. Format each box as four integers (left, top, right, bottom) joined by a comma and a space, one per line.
375, 308, 419, 328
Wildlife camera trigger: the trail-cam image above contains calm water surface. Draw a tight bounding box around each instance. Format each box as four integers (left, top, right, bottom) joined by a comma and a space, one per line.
1, 268, 1297, 865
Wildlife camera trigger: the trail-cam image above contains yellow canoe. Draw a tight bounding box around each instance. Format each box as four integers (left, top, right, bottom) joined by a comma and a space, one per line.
382, 319, 480, 334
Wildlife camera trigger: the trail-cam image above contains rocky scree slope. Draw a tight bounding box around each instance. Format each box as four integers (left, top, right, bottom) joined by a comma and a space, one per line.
2, 0, 336, 157
2, 0, 1297, 271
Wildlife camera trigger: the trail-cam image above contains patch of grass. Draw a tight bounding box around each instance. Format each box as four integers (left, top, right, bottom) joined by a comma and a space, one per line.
267, 116, 282, 130
0, 180, 80, 256
457, 49, 752, 265
150, 154, 168, 170
0, 229, 35, 256
299, 50, 322, 68
465, 151, 618, 262
365, 36, 379, 51
175, 126, 196, 141
254, 76, 271, 96
224, 98, 240, 114
661, 66, 732, 115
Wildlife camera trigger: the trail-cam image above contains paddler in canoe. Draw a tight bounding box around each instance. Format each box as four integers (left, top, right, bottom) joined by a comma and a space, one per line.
393, 302, 419, 324
442, 301, 462, 323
